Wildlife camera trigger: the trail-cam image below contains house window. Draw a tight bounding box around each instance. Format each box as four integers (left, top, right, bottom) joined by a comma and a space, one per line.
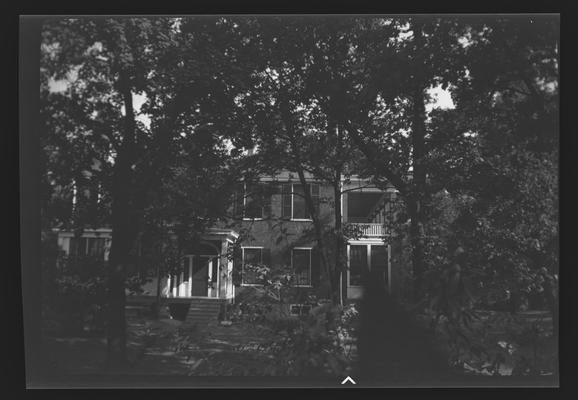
292, 248, 312, 286
69, 237, 106, 259
242, 247, 266, 285
281, 183, 320, 220
234, 183, 270, 220
245, 183, 265, 219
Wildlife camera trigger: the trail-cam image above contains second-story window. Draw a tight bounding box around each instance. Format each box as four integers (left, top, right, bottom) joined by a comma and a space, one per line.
281, 183, 320, 220
245, 183, 264, 219
234, 183, 271, 220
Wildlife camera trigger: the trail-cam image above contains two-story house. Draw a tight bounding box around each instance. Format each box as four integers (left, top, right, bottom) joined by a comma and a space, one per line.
53, 170, 400, 318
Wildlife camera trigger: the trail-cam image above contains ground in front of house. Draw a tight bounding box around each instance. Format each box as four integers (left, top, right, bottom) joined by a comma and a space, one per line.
41, 307, 556, 380
43, 312, 280, 376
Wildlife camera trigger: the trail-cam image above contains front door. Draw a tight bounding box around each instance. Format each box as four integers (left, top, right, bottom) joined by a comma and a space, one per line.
371, 244, 389, 288
191, 256, 210, 296
347, 243, 390, 299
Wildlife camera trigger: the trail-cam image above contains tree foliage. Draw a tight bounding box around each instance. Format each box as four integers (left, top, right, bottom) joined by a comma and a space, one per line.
40, 15, 558, 374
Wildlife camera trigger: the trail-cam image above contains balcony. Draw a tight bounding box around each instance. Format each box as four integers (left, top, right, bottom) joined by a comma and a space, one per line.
349, 223, 386, 238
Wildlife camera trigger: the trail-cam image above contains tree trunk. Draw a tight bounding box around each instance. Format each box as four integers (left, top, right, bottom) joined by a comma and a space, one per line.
409, 24, 428, 301
407, 197, 425, 303
153, 257, 162, 319
333, 122, 346, 306
106, 190, 140, 367
105, 70, 137, 367
295, 168, 338, 304
281, 96, 339, 304
106, 262, 127, 366
334, 176, 345, 306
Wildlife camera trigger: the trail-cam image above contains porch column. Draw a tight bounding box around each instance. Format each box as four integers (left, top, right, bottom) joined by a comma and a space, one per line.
219, 239, 228, 299
188, 257, 192, 297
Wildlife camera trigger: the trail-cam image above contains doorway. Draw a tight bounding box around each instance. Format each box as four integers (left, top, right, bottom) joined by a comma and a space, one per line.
190, 255, 218, 297
346, 242, 390, 299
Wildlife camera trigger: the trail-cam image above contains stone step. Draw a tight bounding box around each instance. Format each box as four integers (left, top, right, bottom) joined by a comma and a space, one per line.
188, 298, 225, 301
188, 312, 220, 315
183, 298, 225, 326
188, 306, 222, 310
188, 305, 222, 310
187, 313, 219, 317
188, 309, 221, 313
183, 318, 217, 323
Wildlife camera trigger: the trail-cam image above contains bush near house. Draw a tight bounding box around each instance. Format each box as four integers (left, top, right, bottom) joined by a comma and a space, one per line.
166, 261, 361, 376
42, 248, 150, 336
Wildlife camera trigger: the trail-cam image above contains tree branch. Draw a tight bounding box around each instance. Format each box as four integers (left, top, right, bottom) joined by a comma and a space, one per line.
342, 119, 408, 197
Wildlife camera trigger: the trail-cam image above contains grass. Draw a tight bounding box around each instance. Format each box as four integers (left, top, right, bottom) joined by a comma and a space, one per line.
41, 305, 556, 380
42, 308, 282, 376
429, 309, 556, 377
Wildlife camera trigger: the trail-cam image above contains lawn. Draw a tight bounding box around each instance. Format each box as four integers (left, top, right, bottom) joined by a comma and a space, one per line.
42, 308, 282, 376
41, 306, 556, 379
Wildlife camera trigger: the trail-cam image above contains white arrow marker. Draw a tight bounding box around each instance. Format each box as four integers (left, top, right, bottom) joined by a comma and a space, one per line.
341, 376, 356, 385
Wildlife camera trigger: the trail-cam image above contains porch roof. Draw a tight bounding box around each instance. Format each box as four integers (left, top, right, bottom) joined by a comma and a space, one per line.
202, 228, 239, 243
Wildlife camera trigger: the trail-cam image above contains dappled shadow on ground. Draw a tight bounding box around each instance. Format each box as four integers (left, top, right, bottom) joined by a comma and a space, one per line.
41, 308, 556, 382
43, 317, 189, 375
42, 315, 277, 376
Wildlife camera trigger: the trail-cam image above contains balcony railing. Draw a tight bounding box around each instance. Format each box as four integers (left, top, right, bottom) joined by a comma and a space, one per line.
349, 223, 386, 237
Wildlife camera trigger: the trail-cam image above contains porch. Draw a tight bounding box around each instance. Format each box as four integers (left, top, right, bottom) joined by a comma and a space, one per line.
164, 228, 239, 301
349, 223, 386, 237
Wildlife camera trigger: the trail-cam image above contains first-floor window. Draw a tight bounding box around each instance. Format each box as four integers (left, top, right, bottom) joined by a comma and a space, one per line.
242, 247, 264, 285
292, 248, 312, 286
69, 237, 106, 259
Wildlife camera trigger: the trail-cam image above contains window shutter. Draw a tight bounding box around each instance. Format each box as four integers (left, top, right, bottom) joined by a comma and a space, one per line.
233, 183, 244, 219
311, 184, 320, 216
245, 183, 258, 219
232, 246, 242, 286
311, 247, 321, 287
262, 183, 273, 218
262, 248, 271, 267
281, 183, 292, 219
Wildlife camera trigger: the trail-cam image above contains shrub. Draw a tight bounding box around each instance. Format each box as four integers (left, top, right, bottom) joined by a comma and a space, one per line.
48, 256, 108, 336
